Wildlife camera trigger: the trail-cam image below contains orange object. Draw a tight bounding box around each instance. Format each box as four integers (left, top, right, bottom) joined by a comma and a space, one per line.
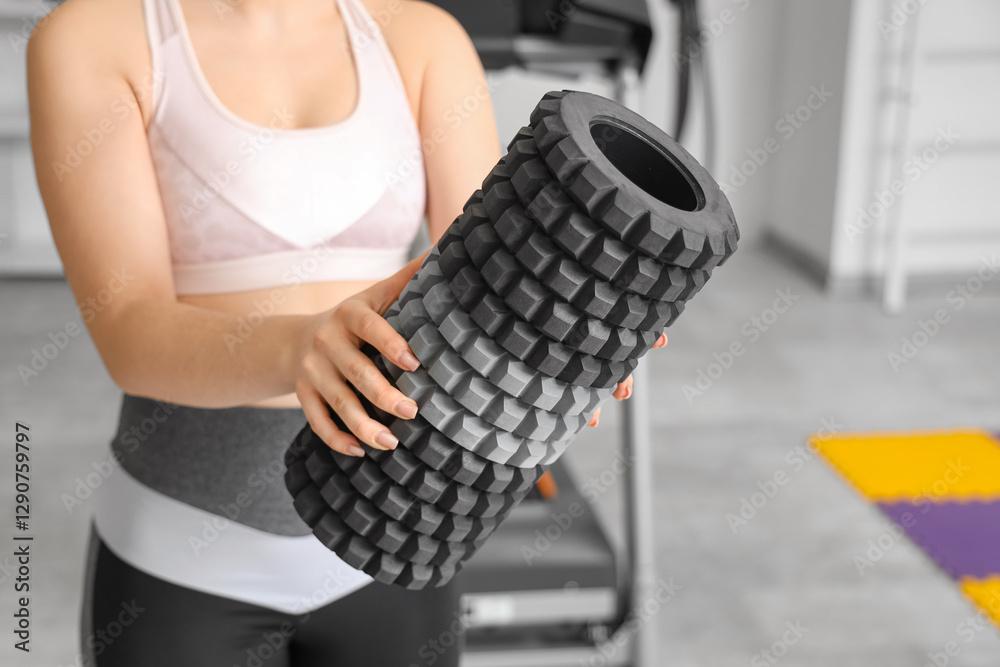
535, 471, 558, 499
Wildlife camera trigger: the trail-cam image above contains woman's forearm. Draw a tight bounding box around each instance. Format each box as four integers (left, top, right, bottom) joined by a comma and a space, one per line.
102, 298, 316, 408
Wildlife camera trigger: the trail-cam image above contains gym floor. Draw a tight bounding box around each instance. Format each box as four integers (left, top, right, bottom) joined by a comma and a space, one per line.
2, 240, 999, 666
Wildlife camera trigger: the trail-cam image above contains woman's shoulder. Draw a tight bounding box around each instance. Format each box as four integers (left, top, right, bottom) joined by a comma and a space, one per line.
360, 0, 482, 109
27, 0, 154, 117
362, 0, 468, 36
363, 0, 477, 69
29, 0, 149, 60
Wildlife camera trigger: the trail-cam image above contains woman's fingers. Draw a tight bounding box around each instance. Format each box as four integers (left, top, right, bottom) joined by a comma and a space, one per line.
613, 374, 634, 400
297, 382, 365, 457
341, 302, 420, 372
588, 407, 601, 428
608, 336, 664, 405
331, 345, 418, 420
302, 353, 399, 451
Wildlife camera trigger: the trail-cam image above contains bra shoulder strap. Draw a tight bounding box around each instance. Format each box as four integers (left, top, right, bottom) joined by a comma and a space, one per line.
143, 0, 179, 45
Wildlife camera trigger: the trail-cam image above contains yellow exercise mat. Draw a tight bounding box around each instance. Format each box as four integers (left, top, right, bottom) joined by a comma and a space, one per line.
961, 577, 1000, 628
810, 429, 1000, 503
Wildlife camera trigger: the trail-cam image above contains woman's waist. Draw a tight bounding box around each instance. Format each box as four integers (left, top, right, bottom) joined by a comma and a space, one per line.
111, 393, 311, 536
176, 278, 379, 316
177, 275, 383, 409
92, 460, 372, 613
171, 247, 401, 301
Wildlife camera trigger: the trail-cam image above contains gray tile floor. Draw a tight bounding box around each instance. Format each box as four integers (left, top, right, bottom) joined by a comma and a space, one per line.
2, 241, 999, 666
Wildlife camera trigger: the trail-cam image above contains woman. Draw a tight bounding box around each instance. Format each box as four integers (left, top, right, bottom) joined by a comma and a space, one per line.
28, 0, 652, 664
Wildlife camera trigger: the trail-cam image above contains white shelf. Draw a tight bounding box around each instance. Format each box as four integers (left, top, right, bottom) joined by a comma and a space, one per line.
0, 237, 62, 276
0, 1, 52, 20
0, 111, 29, 139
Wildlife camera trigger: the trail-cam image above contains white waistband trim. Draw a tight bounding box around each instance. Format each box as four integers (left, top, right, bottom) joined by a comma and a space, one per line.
172, 246, 411, 295
93, 460, 372, 614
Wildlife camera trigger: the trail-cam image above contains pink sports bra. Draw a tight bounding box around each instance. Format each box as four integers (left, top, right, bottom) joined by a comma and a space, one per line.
142, 0, 426, 295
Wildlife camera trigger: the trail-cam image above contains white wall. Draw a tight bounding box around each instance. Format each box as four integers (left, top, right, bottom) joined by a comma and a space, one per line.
828, 0, 1000, 291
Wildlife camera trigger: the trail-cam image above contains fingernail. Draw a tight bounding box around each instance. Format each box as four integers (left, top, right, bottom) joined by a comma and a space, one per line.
400, 351, 420, 371
348, 444, 365, 457
395, 399, 418, 419
625, 387, 633, 399
375, 430, 398, 450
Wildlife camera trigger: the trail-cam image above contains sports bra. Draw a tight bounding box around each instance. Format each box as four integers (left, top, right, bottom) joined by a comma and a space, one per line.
142, 0, 426, 295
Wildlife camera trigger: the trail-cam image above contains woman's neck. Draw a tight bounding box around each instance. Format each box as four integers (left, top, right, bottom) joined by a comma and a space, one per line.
190, 0, 343, 30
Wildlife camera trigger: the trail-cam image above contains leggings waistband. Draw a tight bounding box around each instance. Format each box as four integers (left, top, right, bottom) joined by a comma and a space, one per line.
110, 393, 310, 536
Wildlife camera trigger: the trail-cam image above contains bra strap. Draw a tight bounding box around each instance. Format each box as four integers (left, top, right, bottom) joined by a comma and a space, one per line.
142, 0, 179, 118
143, 0, 179, 45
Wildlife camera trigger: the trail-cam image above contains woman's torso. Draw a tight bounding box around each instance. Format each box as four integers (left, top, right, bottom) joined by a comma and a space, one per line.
84, 0, 436, 611
124, 0, 429, 407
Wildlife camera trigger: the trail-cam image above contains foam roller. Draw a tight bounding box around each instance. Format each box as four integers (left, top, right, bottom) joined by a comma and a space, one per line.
453, 196, 662, 359
437, 235, 641, 386
285, 90, 739, 588
481, 177, 685, 329
389, 263, 615, 408
529, 92, 738, 268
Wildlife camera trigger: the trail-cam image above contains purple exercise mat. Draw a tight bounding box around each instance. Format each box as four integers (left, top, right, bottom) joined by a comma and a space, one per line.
879, 500, 1000, 580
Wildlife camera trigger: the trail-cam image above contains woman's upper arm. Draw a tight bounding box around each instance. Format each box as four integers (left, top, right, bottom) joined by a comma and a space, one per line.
27, 3, 176, 378
407, 3, 503, 242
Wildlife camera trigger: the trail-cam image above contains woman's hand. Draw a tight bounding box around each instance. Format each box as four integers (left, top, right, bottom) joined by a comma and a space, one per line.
296, 253, 668, 453
294, 254, 428, 457
587, 333, 668, 428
